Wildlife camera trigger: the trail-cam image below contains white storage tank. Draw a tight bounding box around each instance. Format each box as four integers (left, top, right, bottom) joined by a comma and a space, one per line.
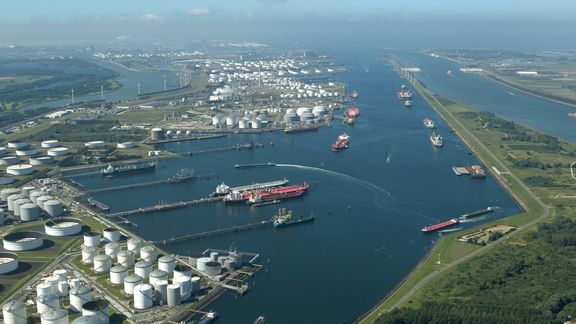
0, 173, 15, 185
41, 140, 60, 148
83, 232, 101, 247
45, 218, 82, 236
103, 227, 121, 242
123, 274, 143, 295
3, 231, 44, 251
6, 164, 34, 176
117, 250, 135, 268
176, 275, 192, 300
37, 282, 54, 297
134, 259, 153, 279
150, 128, 164, 141
47, 147, 69, 157
36, 195, 54, 210
0, 156, 21, 165
7, 194, 25, 211
250, 119, 261, 129
104, 242, 120, 259
43, 200, 63, 218
2, 299, 26, 324
117, 142, 136, 149
148, 269, 168, 286
21, 186, 35, 195
204, 261, 222, 277
210, 252, 219, 262
57, 281, 69, 297
29, 190, 44, 203
191, 276, 201, 294
223, 259, 236, 272
167, 283, 181, 307
110, 265, 128, 285
154, 279, 168, 305
158, 255, 176, 275
69, 278, 81, 290
84, 141, 105, 149
81, 299, 109, 320
188, 252, 204, 267
7, 142, 29, 149
15, 149, 38, 157
196, 257, 212, 273
20, 203, 40, 221
1, 188, 20, 201
81, 246, 97, 264
36, 293, 59, 314
93, 254, 111, 273
40, 308, 68, 324
29, 156, 55, 165
13, 198, 31, 217
212, 115, 225, 127
140, 245, 158, 262
69, 286, 92, 312
71, 315, 108, 324
173, 264, 193, 282
127, 237, 143, 252
53, 269, 67, 281
0, 252, 19, 274
133, 284, 153, 309
226, 115, 238, 127
238, 118, 249, 129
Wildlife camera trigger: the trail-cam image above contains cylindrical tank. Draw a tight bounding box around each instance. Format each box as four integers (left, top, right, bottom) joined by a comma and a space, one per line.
150, 128, 164, 141
71, 314, 108, 324
13, 198, 31, 216
167, 283, 181, 307
0, 174, 15, 185
81, 246, 97, 264
29, 156, 55, 165
21, 186, 35, 195
223, 259, 236, 272
173, 264, 193, 282
57, 281, 69, 297
69, 278, 81, 290
19, 203, 39, 221
81, 299, 109, 320
3, 231, 44, 251
152, 279, 167, 305
36, 293, 59, 314
148, 269, 168, 286
43, 200, 63, 218
176, 275, 192, 300
2, 299, 26, 324
116, 142, 136, 149
104, 242, 119, 259
6, 194, 24, 211
210, 252, 219, 262
110, 265, 128, 285
191, 276, 201, 294
15, 148, 38, 157
238, 119, 249, 129
140, 245, 158, 262
134, 260, 153, 279
40, 308, 68, 324
41, 140, 60, 148
0, 251, 17, 274
1, 188, 20, 201
47, 147, 69, 157
36, 195, 53, 210
250, 119, 261, 129
133, 284, 153, 309
204, 261, 222, 277
102, 228, 121, 242
196, 257, 211, 272
84, 141, 105, 149
6, 164, 34, 176
83, 232, 101, 247
123, 274, 143, 295
217, 256, 228, 266
117, 250, 135, 268
37, 282, 54, 297
45, 218, 82, 236
127, 237, 143, 253
226, 115, 238, 127
188, 252, 204, 267
69, 286, 92, 312
47, 276, 59, 294
29, 190, 44, 203
93, 254, 111, 273
158, 255, 176, 275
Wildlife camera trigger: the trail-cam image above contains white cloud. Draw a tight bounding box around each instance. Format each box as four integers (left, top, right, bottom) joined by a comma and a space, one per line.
189, 8, 211, 16
141, 14, 164, 22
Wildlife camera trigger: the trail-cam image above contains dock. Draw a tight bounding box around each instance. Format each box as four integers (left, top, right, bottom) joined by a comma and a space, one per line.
106, 196, 223, 218
155, 220, 274, 245
182, 143, 263, 156
85, 173, 217, 194
234, 162, 276, 169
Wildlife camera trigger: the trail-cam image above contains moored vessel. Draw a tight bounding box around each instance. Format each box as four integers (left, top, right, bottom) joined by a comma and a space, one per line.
101, 162, 156, 177
213, 179, 289, 196
422, 218, 459, 232
284, 125, 320, 134
346, 107, 360, 118
247, 184, 310, 205
273, 208, 315, 228
460, 207, 496, 219
464, 165, 486, 178
332, 133, 350, 152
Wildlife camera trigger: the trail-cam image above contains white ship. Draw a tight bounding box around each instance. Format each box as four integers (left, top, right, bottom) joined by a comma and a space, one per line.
423, 119, 435, 129
430, 132, 443, 147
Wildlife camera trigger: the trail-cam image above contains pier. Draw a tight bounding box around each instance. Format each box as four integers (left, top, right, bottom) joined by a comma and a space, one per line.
181, 143, 263, 156
155, 220, 274, 245
106, 196, 224, 218
84, 173, 217, 194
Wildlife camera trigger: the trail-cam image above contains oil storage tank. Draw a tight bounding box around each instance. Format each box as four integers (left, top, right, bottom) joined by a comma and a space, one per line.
117, 250, 135, 267
0, 252, 19, 274
69, 286, 92, 312
19, 203, 39, 221
103, 227, 121, 242
36, 293, 59, 314
93, 255, 111, 273
123, 274, 143, 295
133, 284, 153, 309
110, 265, 128, 285
2, 299, 26, 324
45, 218, 82, 236
43, 199, 63, 218
40, 308, 68, 324
134, 259, 153, 279
81, 299, 109, 320
166, 283, 181, 307
3, 231, 44, 251
158, 255, 176, 275
83, 232, 101, 247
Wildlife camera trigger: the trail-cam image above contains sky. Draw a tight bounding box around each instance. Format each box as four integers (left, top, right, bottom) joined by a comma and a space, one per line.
1, 1, 576, 48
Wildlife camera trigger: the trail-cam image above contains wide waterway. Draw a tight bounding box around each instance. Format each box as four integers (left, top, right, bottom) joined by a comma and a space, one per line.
70, 49, 521, 323
395, 50, 576, 143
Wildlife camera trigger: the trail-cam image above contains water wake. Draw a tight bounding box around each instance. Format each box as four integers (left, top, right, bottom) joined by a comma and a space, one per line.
275, 163, 391, 208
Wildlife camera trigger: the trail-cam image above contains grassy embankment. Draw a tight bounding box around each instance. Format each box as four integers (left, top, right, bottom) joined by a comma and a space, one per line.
360, 75, 576, 322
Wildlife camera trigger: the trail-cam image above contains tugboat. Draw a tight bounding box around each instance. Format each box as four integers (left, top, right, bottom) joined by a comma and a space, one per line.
430, 131, 443, 147
273, 208, 315, 228
332, 133, 350, 152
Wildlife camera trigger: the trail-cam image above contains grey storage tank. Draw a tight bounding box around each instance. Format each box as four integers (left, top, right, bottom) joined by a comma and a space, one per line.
167, 283, 181, 307
43, 199, 63, 218
19, 203, 39, 221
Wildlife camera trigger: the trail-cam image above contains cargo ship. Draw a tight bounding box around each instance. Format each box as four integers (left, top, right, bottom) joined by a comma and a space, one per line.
423, 119, 435, 129
421, 218, 459, 233
213, 179, 289, 196
272, 208, 315, 228
460, 207, 496, 219
247, 184, 310, 205
101, 162, 156, 177
332, 133, 350, 152
284, 125, 320, 134
465, 165, 486, 178
430, 132, 443, 147
397, 85, 412, 101
223, 191, 249, 204
346, 107, 360, 118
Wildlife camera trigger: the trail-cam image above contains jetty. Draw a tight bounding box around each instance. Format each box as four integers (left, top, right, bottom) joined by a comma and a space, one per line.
106, 196, 224, 218
182, 143, 263, 156
155, 220, 274, 245
85, 173, 217, 194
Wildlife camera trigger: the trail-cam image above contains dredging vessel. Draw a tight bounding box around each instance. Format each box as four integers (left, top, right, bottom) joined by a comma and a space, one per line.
421, 218, 459, 233
101, 162, 156, 177
273, 208, 315, 228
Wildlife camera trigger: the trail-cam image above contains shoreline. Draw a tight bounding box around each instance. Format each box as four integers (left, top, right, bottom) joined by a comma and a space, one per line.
358, 57, 549, 323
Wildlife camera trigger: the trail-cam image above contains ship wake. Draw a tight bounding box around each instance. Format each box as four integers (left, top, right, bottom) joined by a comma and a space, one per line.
275, 164, 391, 208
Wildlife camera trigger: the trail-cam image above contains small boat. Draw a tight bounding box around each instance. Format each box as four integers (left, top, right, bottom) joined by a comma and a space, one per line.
569, 112, 576, 118
351, 90, 358, 99
423, 119, 435, 129
430, 132, 443, 147
332, 133, 350, 152
404, 100, 412, 108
